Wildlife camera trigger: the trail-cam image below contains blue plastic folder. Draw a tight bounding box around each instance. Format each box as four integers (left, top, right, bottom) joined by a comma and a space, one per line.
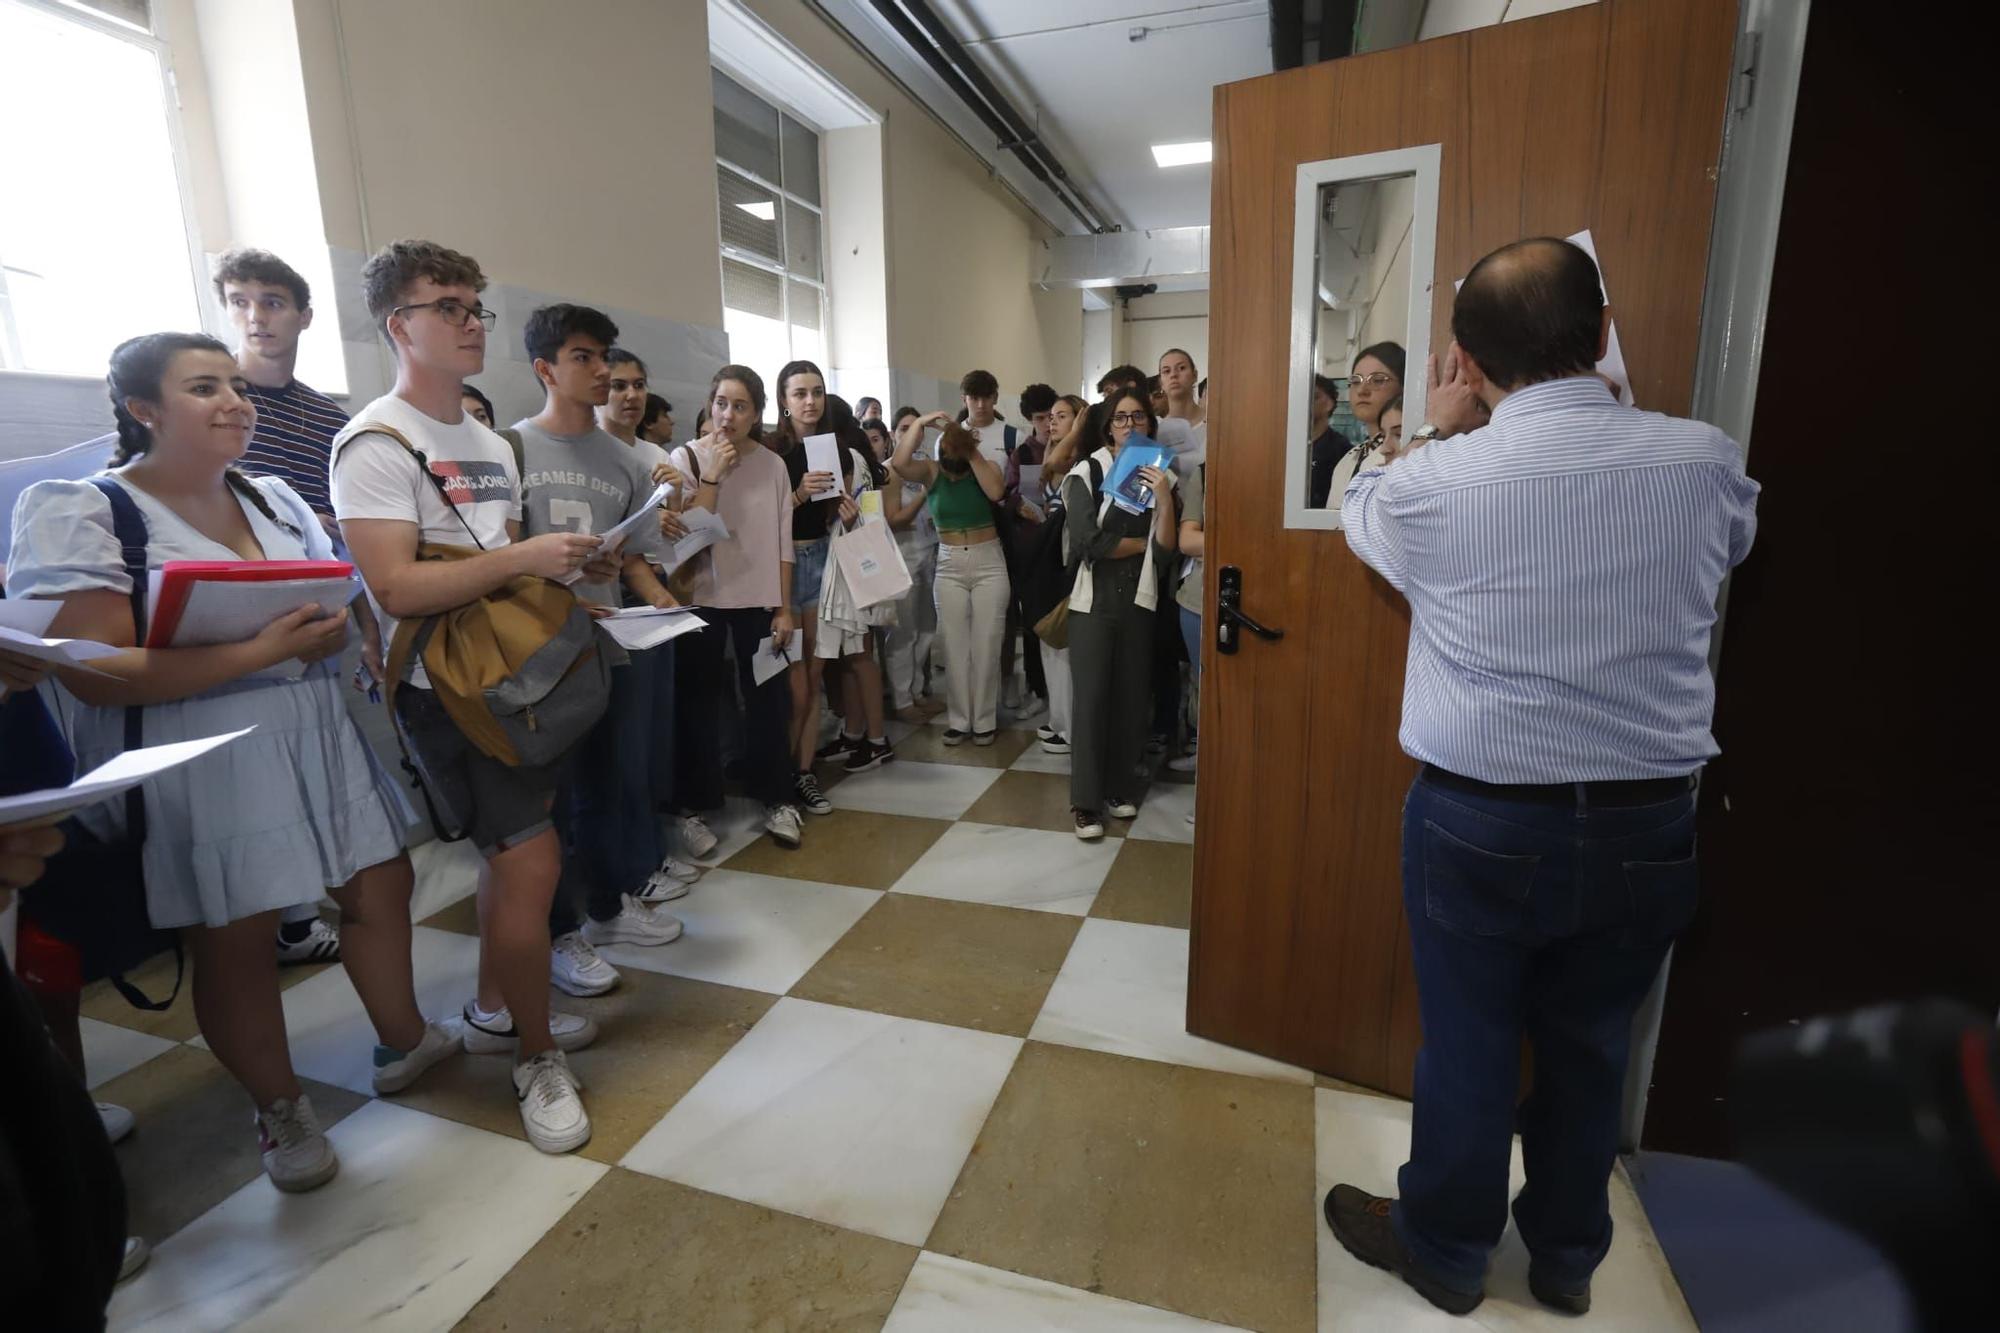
1106, 438, 1173, 515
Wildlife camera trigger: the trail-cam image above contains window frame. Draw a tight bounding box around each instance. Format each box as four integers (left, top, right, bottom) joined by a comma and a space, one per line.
712, 68, 828, 366
0, 0, 209, 376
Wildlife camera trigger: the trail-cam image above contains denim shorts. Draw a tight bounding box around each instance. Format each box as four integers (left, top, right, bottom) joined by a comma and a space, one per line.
791, 536, 829, 612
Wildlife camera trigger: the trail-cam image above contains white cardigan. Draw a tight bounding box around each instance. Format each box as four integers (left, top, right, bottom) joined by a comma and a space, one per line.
1066, 446, 1170, 615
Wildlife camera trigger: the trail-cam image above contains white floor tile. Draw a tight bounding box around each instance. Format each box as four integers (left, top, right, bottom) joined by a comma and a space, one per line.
81, 1017, 177, 1089
891, 821, 1118, 915
1009, 742, 1072, 775
1030, 919, 1312, 1085
826, 759, 1001, 820
408, 836, 482, 922
885, 1251, 1251, 1331
1129, 782, 1198, 843
621, 997, 1020, 1246
272, 925, 482, 1098
1312, 1089, 1695, 1331
593, 869, 880, 994
680, 795, 769, 868
109, 1099, 603, 1332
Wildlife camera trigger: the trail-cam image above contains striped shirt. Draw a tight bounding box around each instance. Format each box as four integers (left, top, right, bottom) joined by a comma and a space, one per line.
1342, 377, 1759, 783
239, 378, 347, 518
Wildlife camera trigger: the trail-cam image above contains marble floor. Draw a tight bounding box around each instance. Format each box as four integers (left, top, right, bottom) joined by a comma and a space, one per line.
88, 704, 1696, 1332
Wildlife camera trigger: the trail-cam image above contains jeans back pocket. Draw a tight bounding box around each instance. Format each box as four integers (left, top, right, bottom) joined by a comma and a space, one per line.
1620, 847, 1700, 948
1423, 818, 1542, 944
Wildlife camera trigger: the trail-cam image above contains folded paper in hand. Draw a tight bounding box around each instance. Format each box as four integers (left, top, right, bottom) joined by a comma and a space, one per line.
750, 632, 799, 685
803, 434, 843, 501
668, 507, 731, 570
0, 726, 256, 825
599, 606, 707, 652
557, 480, 676, 585
0, 600, 120, 676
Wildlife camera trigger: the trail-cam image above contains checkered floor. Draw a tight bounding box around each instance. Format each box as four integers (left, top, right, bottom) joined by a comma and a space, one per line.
89, 705, 1694, 1331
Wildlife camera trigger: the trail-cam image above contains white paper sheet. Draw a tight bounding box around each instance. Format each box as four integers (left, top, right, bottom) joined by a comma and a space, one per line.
594, 480, 676, 557
857, 489, 884, 525
667, 507, 731, 570
749, 632, 800, 685
599, 606, 707, 651
1016, 463, 1042, 498
803, 433, 843, 501
0, 601, 121, 677
0, 726, 256, 825
150, 574, 360, 648
0, 600, 60, 637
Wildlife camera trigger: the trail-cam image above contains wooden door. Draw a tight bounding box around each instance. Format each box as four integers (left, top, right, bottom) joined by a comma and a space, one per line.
1190, 0, 1741, 1093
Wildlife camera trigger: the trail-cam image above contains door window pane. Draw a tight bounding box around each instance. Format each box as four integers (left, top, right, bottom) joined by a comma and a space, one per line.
781, 113, 820, 205
712, 68, 780, 183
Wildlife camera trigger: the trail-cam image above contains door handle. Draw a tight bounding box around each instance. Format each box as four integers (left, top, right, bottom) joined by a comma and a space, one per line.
1215, 566, 1284, 655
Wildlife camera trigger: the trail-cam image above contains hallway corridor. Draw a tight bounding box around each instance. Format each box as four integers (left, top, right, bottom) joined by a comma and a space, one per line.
86, 704, 1691, 1331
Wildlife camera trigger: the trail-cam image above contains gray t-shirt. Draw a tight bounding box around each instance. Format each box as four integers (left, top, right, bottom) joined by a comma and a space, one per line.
511, 418, 652, 607
1176, 461, 1205, 615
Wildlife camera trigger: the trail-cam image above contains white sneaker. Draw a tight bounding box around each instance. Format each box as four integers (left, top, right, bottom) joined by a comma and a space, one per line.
1041, 733, 1071, 755
463, 1003, 598, 1055
1037, 724, 1057, 742
677, 814, 719, 859
371, 1020, 463, 1094
118, 1236, 150, 1282
97, 1101, 135, 1145
1167, 751, 1198, 773
1106, 798, 1139, 819
513, 1050, 591, 1154
581, 894, 685, 947
256, 1094, 338, 1193
274, 917, 341, 965
551, 931, 621, 997
765, 803, 803, 848
637, 858, 698, 904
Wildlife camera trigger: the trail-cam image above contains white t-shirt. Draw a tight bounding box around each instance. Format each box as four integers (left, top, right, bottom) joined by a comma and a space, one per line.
964, 418, 1010, 468
329, 392, 522, 683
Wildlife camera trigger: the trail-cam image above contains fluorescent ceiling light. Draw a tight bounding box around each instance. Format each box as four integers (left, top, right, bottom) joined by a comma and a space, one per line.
1151, 140, 1212, 168
735, 200, 776, 221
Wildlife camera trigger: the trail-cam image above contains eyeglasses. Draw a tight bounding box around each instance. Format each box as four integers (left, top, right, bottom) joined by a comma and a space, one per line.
1110, 411, 1148, 426
393, 299, 497, 331
1348, 372, 1398, 389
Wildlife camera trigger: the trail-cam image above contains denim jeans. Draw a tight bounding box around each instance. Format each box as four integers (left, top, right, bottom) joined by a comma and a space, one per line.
1392, 766, 1698, 1293
549, 647, 666, 935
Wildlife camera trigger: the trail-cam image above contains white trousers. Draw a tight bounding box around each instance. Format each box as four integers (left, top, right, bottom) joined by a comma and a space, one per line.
1040, 639, 1072, 737
933, 539, 1009, 734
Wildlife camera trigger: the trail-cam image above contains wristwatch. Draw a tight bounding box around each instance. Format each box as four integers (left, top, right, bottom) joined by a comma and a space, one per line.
1409, 424, 1442, 446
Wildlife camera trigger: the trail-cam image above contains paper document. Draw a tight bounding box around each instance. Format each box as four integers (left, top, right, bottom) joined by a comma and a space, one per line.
1107, 440, 1173, 515
749, 632, 799, 686
857, 489, 884, 524
803, 434, 843, 501
0, 726, 256, 825
593, 481, 676, 557
0, 600, 122, 677
599, 606, 706, 652
667, 507, 731, 570
149, 572, 359, 648
1017, 463, 1042, 499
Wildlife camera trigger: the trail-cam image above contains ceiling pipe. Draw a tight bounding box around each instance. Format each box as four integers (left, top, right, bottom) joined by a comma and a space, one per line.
866, 0, 1116, 233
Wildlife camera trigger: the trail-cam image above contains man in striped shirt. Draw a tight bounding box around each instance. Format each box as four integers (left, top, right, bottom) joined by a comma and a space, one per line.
216, 247, 371, 967
1326, 238, 1759, 1317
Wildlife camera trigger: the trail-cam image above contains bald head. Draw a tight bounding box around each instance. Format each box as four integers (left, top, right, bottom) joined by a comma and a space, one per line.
1451, 237, 1605, 391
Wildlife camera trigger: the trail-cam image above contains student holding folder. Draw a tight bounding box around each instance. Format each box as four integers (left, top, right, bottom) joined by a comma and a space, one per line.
4, 333, 455, 1195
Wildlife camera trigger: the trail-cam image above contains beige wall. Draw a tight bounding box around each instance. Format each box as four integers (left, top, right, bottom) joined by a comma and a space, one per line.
1122, 291, 1210, 387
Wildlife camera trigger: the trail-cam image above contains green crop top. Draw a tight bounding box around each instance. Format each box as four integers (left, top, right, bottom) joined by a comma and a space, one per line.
927, 469, 993, 531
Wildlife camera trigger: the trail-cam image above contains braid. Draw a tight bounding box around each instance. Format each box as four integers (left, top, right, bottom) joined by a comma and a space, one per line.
225, 470, 302, 539
109, 403, 150, 465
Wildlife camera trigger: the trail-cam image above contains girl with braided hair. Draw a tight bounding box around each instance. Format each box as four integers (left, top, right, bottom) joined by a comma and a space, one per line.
3, 332, 458, 1195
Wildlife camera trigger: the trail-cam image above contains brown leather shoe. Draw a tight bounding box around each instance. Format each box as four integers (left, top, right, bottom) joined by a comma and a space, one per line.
1323, 1184, 1484, 1316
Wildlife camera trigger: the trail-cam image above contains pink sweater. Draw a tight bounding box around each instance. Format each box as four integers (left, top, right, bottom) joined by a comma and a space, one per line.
672, 439, 795, 609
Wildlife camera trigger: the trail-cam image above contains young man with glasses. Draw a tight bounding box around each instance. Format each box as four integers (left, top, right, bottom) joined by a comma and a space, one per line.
332, 241, 617, 1155
215, 247, 378, 969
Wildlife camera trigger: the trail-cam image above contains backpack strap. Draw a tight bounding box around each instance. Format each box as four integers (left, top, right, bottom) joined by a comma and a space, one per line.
85, 477, 183, 1012
363, 421, 489, 551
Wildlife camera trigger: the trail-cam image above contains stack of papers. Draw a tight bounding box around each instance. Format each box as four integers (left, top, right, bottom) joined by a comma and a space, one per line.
0, 599, 122, 677
667, 508, 731, 570
0, 726, 256, 824
557, 480, 677, 585
599, 606, 706, 651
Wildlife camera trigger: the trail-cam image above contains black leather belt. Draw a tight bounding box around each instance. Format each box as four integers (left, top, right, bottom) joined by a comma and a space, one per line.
1421, 764, 1694, 807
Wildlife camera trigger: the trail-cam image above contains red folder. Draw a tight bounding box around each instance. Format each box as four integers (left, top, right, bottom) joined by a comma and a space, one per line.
145, 560, 355, 649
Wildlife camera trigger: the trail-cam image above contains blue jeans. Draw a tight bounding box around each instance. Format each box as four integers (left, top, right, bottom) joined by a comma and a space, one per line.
549, 646, 669, 934
1392, 767, 1698, 1293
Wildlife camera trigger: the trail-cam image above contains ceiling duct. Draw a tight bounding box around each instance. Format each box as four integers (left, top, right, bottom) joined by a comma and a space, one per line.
1036, 226, 1210, 292
865, 0, 1115, 234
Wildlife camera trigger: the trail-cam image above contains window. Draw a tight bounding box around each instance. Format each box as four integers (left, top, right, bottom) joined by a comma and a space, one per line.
713, 68, 825, 376
0, 0, 204, 377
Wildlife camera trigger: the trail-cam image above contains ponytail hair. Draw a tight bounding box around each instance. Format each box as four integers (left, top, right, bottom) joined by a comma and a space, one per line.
105, 331, 301, 539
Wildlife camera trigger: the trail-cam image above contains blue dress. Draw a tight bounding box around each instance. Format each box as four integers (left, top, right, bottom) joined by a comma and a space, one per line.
3, 471, 413, 929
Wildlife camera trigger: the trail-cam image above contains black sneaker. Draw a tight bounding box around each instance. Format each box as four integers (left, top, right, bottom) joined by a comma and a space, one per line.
794, 771, 832, 816
1529, 1266, 1591, 1316
942, 729, 968, 746
844, 739, 893, 773
1041, 732, 1071, 755
815, 734, 864, 764
1323, 1185, 1483, 1316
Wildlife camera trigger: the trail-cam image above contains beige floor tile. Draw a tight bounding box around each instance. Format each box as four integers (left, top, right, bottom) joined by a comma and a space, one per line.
790, 894, 1082, 1036
385, 968, 775, 1164
1312, 1072, 1403, 1099
961, 769, 1122, 837
725, 808, 951, 889
1090, 838, 1195, 928
79, 946, 340, 1043
887, 725, 1033, 768
95, 1043, 369, 1244
927, 1042, 1318, 1333
456, 1170, 918, 1332
419, 892, 481, 936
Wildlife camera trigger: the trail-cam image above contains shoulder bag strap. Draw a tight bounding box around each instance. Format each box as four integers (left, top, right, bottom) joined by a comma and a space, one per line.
367, 422, 487, 552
